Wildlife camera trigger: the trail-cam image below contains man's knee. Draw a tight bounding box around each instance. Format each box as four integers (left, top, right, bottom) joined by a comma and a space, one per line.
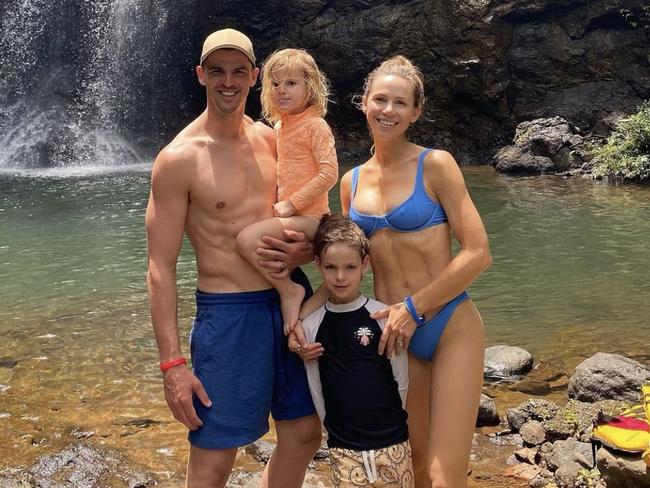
277, 414, 322, 453
187, 446, 236, 488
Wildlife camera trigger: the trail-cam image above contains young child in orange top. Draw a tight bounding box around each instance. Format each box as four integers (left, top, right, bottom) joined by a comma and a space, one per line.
236, 48, 338, 332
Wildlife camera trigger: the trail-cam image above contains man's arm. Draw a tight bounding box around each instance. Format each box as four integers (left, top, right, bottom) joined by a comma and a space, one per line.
145, 147, 210, 430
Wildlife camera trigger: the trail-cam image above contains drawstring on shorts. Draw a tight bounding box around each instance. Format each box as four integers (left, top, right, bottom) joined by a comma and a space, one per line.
361, 449, 378, 483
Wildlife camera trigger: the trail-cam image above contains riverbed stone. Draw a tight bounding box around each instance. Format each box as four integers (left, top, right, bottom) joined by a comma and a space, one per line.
508, 378, 551, 396
476, 393, 500, 427
484, 345, 534, 380
567, 352, 650, 403
548, 439, 595, 471
487, 432, 524, 447
314, 440, 330, 460
553, 461, 582, 487
506, 399, 559, 431
514, 447, 538, 465
503, 463, 544, 482
227, 471, 262, 487
596, 446, 650, 488
25, 443, 154, 487
520, 421, 546, 446
0, 358, 17, 369
245, 440, 275, 464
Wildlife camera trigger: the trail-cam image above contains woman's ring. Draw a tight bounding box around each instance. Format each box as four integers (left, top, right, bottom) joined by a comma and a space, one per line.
397, 340, 404, 347
280, 261, 286, 271
297, 344, 302, 353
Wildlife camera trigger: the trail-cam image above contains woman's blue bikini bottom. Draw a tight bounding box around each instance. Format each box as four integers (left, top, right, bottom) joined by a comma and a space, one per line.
408, 291, 470, 361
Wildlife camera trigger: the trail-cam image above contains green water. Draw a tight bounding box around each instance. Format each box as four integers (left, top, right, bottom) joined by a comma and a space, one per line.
0, 165, 649, 472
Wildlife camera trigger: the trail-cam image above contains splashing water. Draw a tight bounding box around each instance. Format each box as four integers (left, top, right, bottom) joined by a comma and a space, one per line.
0, 0, 171, 169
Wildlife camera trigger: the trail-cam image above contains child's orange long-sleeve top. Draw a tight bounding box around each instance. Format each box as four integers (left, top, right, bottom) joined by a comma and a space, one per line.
276, 106, 338, 218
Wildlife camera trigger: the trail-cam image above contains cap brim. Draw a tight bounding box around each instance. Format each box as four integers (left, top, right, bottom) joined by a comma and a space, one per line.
200, 45, 256, 66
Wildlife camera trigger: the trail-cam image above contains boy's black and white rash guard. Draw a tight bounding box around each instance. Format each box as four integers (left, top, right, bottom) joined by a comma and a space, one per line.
302, 295, 409, 450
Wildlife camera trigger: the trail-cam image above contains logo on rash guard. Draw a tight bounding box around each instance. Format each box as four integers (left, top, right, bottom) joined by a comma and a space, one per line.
355, 327, 374, 346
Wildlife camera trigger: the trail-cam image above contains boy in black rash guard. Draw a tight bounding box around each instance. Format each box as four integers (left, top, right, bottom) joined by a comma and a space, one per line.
300, 214, 413, 487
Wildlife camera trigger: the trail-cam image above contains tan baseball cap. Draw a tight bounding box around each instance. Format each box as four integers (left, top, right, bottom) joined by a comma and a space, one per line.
200, 28, 256, 66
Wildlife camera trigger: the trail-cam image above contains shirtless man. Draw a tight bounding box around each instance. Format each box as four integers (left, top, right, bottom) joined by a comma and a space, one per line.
145, 29, 321, 488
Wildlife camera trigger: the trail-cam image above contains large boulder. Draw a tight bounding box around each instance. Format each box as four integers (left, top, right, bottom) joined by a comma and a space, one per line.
484, 345, 534, 380
493, 117, 584, 174
568, 353, 650, 403
596, 446, 650, 488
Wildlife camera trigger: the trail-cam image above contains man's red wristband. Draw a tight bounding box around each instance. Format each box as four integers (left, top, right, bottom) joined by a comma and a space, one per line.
160, 357, 186, 372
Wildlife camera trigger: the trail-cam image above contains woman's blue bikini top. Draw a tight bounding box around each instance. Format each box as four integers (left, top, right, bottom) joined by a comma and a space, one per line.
348, 149, 447, 238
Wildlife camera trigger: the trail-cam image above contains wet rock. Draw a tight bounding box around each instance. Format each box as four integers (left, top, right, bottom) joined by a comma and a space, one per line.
226, 470, 262, 487
121, 418, 165, 428
484, 345, 534, 380
503, 463, 544, 481
487, 432, 523, 447
528, 360, 567, 383
514, 447, 538, 465
493, 117, 584, 174
567, 353, 650, 403
493, 145, 555, 174
0, 358, 17, 369
508, 379, 551, 396
0, 469, 29, 487
313, 440, 329, 460
476, 393, 500, 427
596, 446, 650, 488
506, 399, 559, 431
245, 440, 275, 464
553, 461, 582, 487
520, 421, 545, 446
548, 439, 595, 471
25, 443, 155, 487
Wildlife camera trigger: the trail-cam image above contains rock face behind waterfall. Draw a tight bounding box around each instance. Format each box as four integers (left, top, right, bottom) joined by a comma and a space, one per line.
1, 0, 649, 168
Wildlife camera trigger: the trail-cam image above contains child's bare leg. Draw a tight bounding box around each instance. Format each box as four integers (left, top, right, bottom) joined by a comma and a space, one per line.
237, 216, 320, 332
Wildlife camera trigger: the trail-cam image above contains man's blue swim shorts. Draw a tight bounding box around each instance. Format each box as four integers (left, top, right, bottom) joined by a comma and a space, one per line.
188, 271, 316, 449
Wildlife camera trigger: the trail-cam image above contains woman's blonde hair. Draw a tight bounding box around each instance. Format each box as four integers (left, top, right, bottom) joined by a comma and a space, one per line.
362, 55, 425, 109
260, 48, 330, 124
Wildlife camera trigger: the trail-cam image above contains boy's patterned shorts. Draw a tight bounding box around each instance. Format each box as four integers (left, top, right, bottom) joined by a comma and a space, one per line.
329, 440, 414, 487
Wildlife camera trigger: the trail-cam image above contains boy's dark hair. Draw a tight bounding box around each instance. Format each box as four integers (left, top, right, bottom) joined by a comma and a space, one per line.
313, 213, 370, 259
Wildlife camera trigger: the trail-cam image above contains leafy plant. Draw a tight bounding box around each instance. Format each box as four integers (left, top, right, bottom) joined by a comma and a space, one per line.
591, 101, 650, 183
576, 467, 602, 488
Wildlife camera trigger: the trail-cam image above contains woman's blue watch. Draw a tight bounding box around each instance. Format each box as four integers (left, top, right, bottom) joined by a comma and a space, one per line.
404, 295, 426, 327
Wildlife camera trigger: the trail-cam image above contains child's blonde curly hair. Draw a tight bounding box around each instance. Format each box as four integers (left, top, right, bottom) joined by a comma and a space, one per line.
260, 48, 330, 125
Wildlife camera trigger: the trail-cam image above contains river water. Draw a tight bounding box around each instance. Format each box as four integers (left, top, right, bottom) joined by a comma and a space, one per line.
1, 165, 649, 481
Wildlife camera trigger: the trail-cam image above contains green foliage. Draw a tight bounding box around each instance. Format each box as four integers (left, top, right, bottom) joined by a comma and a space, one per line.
576, 468, 602, 488
591, 101, 650, 183
618, 4, 650, 30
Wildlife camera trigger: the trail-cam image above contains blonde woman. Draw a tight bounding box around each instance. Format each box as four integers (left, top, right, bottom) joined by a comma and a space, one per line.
336, 55, 492, 487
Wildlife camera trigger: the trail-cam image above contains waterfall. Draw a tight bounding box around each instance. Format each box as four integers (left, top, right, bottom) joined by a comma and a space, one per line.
0, 0, 177, 170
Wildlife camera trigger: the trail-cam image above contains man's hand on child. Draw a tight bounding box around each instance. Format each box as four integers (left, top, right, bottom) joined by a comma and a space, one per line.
289, 322, 324, 361
256, 230, 314, 279
274, 200, 297, 218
